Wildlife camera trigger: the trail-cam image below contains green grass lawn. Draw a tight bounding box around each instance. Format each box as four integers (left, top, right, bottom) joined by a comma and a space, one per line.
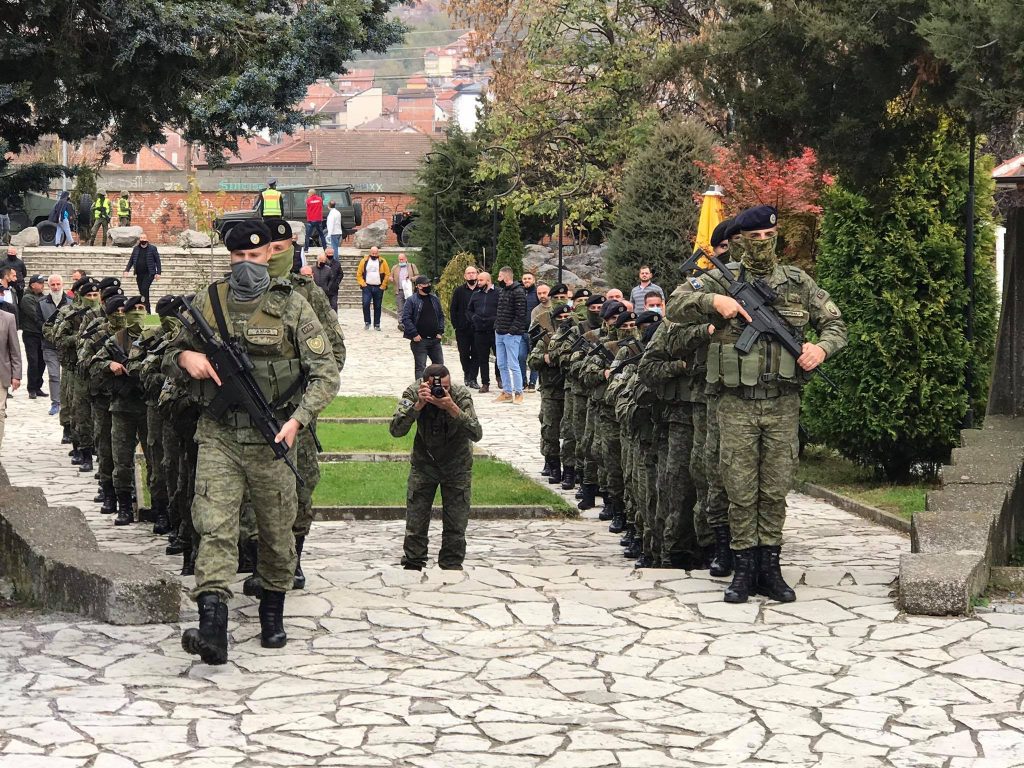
796, 444, 935, 520
320, 395, 399, 419
316, 422, 413, 453
313, 458, 574, 514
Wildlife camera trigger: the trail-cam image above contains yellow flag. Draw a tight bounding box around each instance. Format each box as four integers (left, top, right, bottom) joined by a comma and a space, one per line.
694, 188, 724, 270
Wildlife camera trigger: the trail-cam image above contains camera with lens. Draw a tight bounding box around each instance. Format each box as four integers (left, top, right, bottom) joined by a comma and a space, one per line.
430, 376, 446, 399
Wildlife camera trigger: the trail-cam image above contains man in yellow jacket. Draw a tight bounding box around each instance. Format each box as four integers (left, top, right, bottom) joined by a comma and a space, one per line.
90, 192, 112, 245
355, 246, 390, 331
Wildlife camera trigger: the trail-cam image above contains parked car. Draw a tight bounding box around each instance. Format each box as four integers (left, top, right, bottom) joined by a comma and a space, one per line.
214, 184, 362, 244
6, 191, 56, 232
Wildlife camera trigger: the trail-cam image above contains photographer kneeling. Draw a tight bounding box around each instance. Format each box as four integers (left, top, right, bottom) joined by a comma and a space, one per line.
390, 364, 483, 571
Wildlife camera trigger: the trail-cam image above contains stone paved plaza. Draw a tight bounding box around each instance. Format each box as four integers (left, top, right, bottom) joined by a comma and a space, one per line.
1, 309, 1023, 768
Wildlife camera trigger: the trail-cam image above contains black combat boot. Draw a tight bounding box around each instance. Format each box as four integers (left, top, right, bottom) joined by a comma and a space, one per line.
70, 445, 82, 464
635, 551, 655, 568
575, 487, 584, 499
293, 535, 306, 590
723, 549, 756, 603
242, 574, 264, 599
608, 500, 627, 534
258, 590, 288, 649
236, 538, 257, 574
623, 538, 642, 560
166, 535, 185, 555
93, 484, 104, 503
181, 593, 229, 664
61, 427, 72, 444
756, 545, 797, 603
709, 526, 734, 578
181, 545, 197, 577
619, 524, 635, 547
540, 457, 552, 477
598, 494, 614, 520
578, 483, 599, 511
99, 483, 116, 515
113, 493, 134, 526
78, 449, 93, 473
151, 502, 170, 536
560, 465, 576, 491
548, 460, 562, 485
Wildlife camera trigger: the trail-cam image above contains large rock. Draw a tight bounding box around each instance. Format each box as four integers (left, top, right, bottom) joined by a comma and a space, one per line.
176, 229, 212, 249
287, 219, 305, 241
523, 244, 552, 271
10, 227, 39, 247
354, 218, 389, 249
109, 225, 144, 247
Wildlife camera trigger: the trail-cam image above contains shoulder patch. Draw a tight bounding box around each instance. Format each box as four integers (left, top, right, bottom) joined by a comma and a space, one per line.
687, 276, 703, 290
305, 334, 327, 355
300, 321, 315, 336
824, 300, 841, 318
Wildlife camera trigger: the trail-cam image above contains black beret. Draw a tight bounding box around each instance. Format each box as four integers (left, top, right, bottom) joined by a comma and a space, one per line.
104, 295, 127, 315
123, 295, 145, 310
735, 205, 779, 232
100, 286, 124, 301
572, 288, 592, 301
585, 295, 605, 307
600, 300, 625, 319
614, 310, 638, 328
711, 218, 733, 248
635, 310, 662, 326
552, 303, 573, 316
551, 283, 569, 295
155, 295, 176, 315
80, 280, 100, 295
264, 217, 293, 243
72, 276, 90, 293
224, 220, 272, 251
725, 219, 743, 239
98, 276, 121, 291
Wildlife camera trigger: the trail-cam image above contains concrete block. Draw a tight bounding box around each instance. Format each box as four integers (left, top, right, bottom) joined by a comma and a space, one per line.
911, 511, 995, 556
899, 552, 989, 616
946, 448, 1022, 484
0, 484, 179, 624
926, 483, 1009, 514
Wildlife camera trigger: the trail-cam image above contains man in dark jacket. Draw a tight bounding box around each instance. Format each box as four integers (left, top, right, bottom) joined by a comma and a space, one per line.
402, 275, 446, 380
493, 266, 527, 404
123, 232, 161, 313
19, 275, 46, 398
40, 275, 68, 415
448, 265, 478, 388
3, 247, 26, 301
467, 272, 499, 393
312, 247, 342, 311
522, 271, 539, 391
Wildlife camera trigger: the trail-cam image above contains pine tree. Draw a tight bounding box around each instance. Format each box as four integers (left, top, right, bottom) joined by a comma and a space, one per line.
496, 206, 524, 279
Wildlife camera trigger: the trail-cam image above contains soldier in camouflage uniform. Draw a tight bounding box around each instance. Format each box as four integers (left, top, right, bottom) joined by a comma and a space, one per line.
527, 295, 566, 485
673, 205, 847, 603
567, 294, 607, 511
242, 218, 348, 598
164, 220, 339, 664
547, 289, 591, 491
390, 364, 482, 571
55, 278, 101, 470
46, 277, 85, 447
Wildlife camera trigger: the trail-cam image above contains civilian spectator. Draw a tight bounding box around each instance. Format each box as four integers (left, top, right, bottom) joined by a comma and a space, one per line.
402, 275, 445, 380
3, 247, 26, 300
123, 231, 161, 313
90, 191, 112, 245
449, 265, 478, 388
467, 272, 499, 394
312, 247, 342, 311
629, 265, 663, 309
356, 246, 390, 331
19, 275, 45, 398
299, 265, 313, 277
78, 192, 93, 241
0, 266, 17, 320
0, 306, 21, 451
116, 191, 132, 226
522, 272, 539, 391
290, 230, 303, 274
0, 196, 9, 243
40, 275, 67, 415
530, 283, 552, 327
303, 188, 326, 259
644, 290, 665, 314
393, 252, 419, 332
325, 199, 343, 255
49, 191, 76, 247
493, 266, 527, 404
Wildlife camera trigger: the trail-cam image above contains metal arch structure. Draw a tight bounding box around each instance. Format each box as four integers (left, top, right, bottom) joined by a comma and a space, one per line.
545, 134, 587, 285
481, 145, 522, 271
425, 150, 456, 279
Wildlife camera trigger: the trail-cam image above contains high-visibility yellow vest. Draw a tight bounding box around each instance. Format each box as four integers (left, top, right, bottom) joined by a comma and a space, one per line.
93, 197, 111, 218
261, 188, 283, 216
117, 197, 131, 216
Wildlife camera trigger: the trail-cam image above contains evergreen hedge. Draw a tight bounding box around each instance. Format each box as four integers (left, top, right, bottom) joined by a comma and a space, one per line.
496, 206, 524, 279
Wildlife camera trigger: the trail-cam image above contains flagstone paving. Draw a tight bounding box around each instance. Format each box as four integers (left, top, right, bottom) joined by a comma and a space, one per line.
0, 309, 1022, 768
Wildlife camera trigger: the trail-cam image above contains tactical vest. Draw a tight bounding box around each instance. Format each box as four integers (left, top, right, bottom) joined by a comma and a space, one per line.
117, 197, 131, 216
261, 188, 283, 217
705, 266, 809, 398
191, 281, 304, 427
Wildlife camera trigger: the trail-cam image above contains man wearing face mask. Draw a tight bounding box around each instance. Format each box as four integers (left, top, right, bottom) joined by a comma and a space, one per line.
84, 293, 126, 516
67, 279, 104, 473
467, 272, 499, 393
672, 205, 847, 604
448, 265, 479, 388
19, 275, 46, 399
402, 275, 445, 381
546, 297, 583, 489
39, 274, 69, 416
393, 252, 419, 332
526, 290, 563, 482
164, 219, 339, 664
124, 232, 161, 314
566, 294, 606, 506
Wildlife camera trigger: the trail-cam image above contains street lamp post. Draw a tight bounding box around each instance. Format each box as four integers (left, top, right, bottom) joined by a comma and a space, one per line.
482, 145, 521, 271
425, 151, 455, 280
963, 124, 977, 429
547, 135, 586, 285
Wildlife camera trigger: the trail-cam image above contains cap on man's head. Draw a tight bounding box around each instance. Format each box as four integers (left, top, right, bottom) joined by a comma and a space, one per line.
600, 300, 625, 320
155, 295, 176, 316
572, 288, 592, 301
98, 276, 121, 291
104, 295, 127, 315
551, 283, 569, 295
80, 280, 101, 296
100, 286, 124, 301
29, 274, 45, 286
224, 220, 272, 252
735, 205, 779, 232
614, 310, 638, 327
71, 276, 90, 293
552, 303, 573, 317
711, 218, 733, 248
268, 177, 278, 186
413, 275, 431, 286
635, 310, 662, 326
585, 294, 605, 307
264, 217, 292, 243
123, 295, 144, 310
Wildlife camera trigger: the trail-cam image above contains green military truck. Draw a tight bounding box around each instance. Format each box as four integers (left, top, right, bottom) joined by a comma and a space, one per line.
214, 184, 362, 244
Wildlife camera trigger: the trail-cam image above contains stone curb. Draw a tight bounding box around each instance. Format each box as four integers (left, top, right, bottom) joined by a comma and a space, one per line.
314, 505, 572, 521
319, 417, 392, 424
799, 482, 911, 534
0, 472, 179, 625
318, 450, 491, 462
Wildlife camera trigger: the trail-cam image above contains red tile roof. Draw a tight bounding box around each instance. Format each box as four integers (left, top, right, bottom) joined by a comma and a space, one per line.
309, 132, 431, 171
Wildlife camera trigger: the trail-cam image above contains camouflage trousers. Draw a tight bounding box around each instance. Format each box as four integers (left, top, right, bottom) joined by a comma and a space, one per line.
704, 393, 729, 531
621, 432, 637, 525
581, 397, 604, 486
191, 417, 298, 600
162, 415, 186, 534
147, 406, 168, 507
292, 423, 321, 537
572, 390, 597, 483
691, 402, 711, 548
559, 384, 576, 465
170, 415, 199, 550
59, 368, 73, 428
599, 405, 624, 502
538, 388, 564, 461
93, 395, 113, 486
72, 372, 93, 449
111, 407, 147, 496
656, 401, 698, 565
718, 391, 800, 551
401, 462, 471, 570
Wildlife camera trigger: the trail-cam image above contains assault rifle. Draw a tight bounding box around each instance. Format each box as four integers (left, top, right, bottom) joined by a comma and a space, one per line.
609, 352, 644, 374
167, 295, 304, 485
528, 323, 551, 344
568, 332, 614, 365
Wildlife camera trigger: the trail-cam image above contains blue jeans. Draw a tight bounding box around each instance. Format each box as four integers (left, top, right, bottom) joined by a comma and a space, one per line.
304, 220, 327, 250
362, 285, 384, 327
329, 234, 341, 254
495, 333, 523, 394
55, 218, 74, 246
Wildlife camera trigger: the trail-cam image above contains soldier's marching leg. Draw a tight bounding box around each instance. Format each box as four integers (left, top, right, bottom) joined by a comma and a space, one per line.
705, 393, 732, 577
291, 426, 321, 589
658, 405, 698, 570
718, 393, 763, 603
690, 402, 711, 560
559, 389, 577, 489
147, 406, 169, 534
